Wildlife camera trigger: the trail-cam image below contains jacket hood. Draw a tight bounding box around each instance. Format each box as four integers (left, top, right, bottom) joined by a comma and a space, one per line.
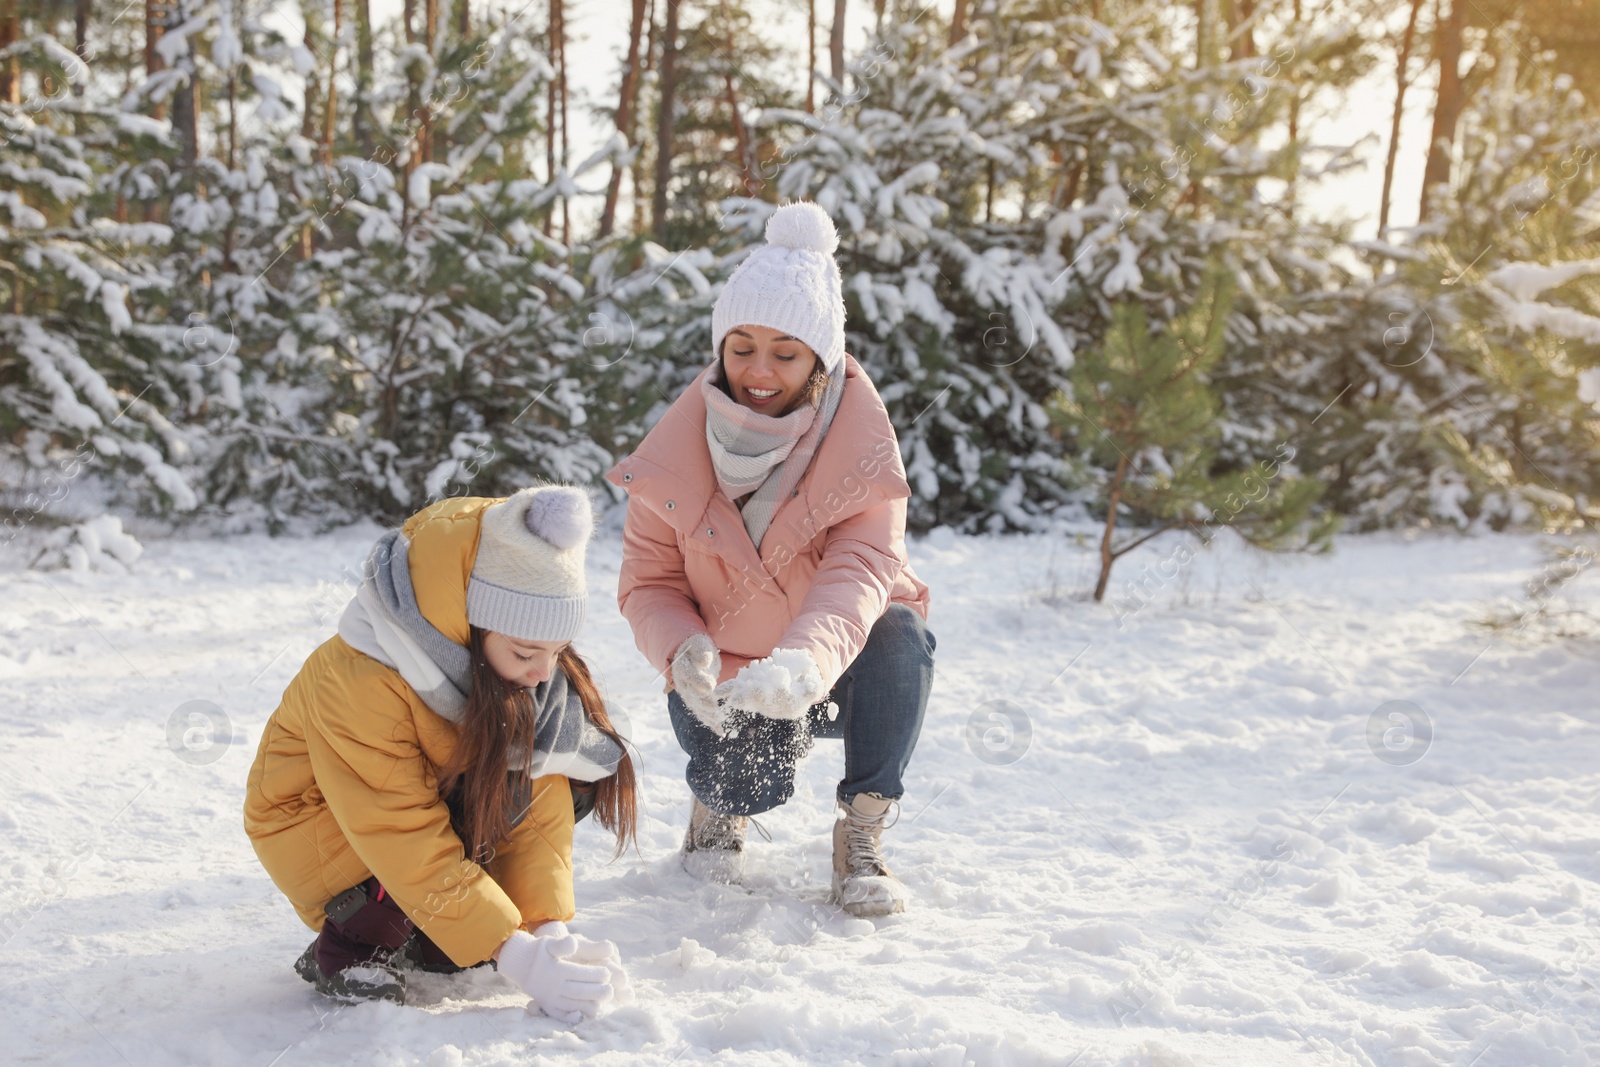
400, 496, 497, 648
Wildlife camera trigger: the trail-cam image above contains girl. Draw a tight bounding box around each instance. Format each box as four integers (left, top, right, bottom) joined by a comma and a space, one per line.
244, 485, 635, 1018
606, 202, 935, 917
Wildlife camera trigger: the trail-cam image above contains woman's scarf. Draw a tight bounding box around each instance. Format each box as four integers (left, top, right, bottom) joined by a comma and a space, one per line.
701, 365, 845, 549
337, 529, 624, 782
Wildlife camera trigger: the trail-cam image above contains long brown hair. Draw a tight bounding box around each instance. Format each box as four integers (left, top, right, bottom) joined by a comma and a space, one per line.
439, 627, 638, 862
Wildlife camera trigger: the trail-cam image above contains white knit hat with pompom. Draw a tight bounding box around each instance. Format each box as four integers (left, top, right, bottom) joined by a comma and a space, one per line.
711, 201, 846, 374
467, 485, 593, 642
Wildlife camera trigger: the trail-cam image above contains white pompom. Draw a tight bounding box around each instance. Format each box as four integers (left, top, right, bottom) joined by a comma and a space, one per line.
523, 486, 593, 549
764, 202, 839, 255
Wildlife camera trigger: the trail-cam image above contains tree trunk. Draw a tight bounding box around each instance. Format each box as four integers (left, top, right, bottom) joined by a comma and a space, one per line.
143, 0, 166, 119
354, 0, 374, 156
716, 0, 753, 194
1093, 453, 1129, 602
1195, 0, 1219, 69
1419, 0, 1464, 221
557, 0, 570, 243
1227, 0, 1256, 60
224, 67, 238, 268
806, 0, 816, 112
456, 0, 468, 36
1379, 0, 1425, 242
73, 0, 91, 93
1058, 153, 1083, 209
949, 0, 968, 45
652, 0, 680, 238
422, 0, 437, 163
301, 1, 322, 140
0, 1, 18, 107
600, 0, 647, 238
171, 2, 199, 165
633, 0, 658, 234
723, 70, 753, 195
545, 0, 560, 236
1285, 0, 1301, 217
322, 0, 341, 166
401, 0, 419, 223
830, 0, 846, 91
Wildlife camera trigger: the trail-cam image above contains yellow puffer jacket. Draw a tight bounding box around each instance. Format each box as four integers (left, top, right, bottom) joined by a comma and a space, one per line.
243, 497, 575, 968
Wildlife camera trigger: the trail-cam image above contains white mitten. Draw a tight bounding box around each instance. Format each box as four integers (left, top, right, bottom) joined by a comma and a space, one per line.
713, 648, 828, 721
671, 633, 726, 735
568, 934, 633, 1006
497, 923, 613, 1023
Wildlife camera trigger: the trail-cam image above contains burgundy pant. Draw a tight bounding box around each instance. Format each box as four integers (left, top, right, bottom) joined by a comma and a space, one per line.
313, 877, 461, 975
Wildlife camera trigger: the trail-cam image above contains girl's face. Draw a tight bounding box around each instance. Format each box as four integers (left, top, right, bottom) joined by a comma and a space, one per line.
722, 324, 820, 416
482, 632, 567, 687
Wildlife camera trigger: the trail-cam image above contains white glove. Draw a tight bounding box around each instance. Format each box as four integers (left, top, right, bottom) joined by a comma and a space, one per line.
568, 934, 633, 1007
497, 922, 613, 1023
672, 633, 726, 736
713, 648, 829, 721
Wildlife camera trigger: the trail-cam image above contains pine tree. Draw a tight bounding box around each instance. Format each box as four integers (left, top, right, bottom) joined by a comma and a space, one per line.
1, 25, 199, 550
1321, 28, 1600, 530
722, 0, 1372, 533
1062, 270, 1332, 601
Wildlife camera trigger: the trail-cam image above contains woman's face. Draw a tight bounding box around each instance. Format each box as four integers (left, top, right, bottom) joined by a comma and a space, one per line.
722, 324, 819, 416
482, 633, 566, 687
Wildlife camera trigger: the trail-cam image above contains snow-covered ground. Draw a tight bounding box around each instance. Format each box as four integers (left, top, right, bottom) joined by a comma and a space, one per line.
3, 519, 1599, 1066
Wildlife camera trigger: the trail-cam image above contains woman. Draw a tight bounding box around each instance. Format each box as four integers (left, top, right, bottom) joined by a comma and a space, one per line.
244, 485, 635, 1017
606, 202, 935, 917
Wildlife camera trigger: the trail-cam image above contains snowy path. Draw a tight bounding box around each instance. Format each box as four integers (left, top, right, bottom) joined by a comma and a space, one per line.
3, 522, 1598, 1066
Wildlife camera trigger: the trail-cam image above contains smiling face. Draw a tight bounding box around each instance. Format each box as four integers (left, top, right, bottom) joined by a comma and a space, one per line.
481, 632, 567, 687
721, 324, 821, 416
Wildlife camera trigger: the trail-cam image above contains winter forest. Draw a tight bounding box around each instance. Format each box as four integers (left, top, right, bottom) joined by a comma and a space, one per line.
6, 0, 1600, 1063
5, 0, 1598, 561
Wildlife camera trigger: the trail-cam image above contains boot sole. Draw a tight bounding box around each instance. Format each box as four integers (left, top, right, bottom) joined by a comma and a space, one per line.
832, 873, 907, 917
682, 846, 746, 884
293, 941, 406, 1004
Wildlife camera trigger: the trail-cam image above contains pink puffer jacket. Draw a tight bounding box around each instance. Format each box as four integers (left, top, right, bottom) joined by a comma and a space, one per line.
605, 355, 930, 690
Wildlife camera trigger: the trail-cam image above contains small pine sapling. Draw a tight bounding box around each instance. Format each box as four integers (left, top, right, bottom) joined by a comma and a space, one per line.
1061, 270, 1335, 602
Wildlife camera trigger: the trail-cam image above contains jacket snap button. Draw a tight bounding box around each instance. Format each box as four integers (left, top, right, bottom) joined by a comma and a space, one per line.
707, 528, 715, 536
665, 500, 676, 510
623, 473, 632, 482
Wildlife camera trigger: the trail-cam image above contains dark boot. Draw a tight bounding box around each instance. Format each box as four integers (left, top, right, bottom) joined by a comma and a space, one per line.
294, 940, 406, 1004
295, 877, 412, 1004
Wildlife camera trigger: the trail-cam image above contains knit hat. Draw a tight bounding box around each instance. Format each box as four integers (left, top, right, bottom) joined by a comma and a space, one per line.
711, 201, 846, 375
466, 485, 593, 642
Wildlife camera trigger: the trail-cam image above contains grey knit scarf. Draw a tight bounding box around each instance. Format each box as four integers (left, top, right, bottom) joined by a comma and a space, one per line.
337, 530, 623, 782
701, 366, 846, 549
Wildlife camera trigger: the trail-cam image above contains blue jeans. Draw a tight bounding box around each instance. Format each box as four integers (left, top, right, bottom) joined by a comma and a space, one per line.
667, 604, 936, 817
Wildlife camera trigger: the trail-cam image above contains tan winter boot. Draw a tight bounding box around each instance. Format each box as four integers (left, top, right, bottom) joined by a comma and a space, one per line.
682, 796, 748, 884
832, 792, 907, 916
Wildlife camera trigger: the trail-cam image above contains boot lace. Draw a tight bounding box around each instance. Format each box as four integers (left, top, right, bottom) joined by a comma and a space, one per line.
695, 807, 744, 849
842, 799, 899, 874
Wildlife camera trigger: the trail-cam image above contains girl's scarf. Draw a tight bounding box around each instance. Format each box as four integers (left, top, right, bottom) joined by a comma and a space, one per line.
701, 366, 845, 549
337, 530, 623, 782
